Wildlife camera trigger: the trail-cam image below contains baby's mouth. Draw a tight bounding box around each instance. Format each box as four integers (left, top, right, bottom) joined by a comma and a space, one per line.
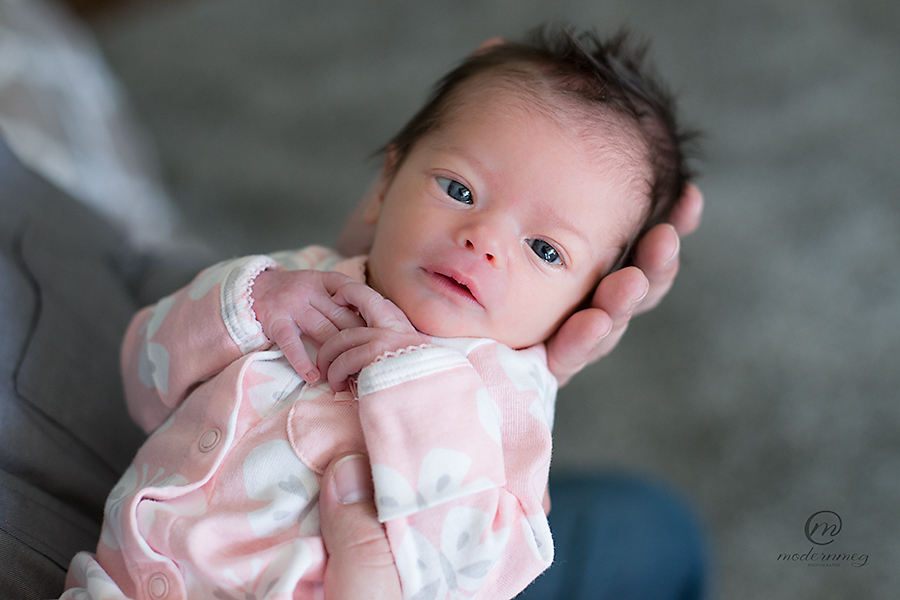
443, 273, 472, 295
428, 269, 480, 305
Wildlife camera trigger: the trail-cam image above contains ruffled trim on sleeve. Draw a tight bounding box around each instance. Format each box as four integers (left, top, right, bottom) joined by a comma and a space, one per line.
221, 255, 281, 353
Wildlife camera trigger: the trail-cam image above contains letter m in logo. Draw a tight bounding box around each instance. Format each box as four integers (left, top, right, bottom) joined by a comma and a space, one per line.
805, 511, 842, 545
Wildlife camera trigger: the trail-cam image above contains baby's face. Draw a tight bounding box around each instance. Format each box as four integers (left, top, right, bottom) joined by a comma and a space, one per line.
365, 85, 649, 349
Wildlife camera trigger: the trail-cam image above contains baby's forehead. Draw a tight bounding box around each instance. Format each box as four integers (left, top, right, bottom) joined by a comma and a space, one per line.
448, 74, 650, 168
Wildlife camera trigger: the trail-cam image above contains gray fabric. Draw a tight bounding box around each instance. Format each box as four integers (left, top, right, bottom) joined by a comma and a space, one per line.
0, 0, 180, 249
0, 134, 147, 598
0, 470, 101, 599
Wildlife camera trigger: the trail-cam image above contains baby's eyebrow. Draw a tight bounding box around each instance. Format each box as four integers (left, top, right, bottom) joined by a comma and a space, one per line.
534, 205, 591, 250
438, 144, 483, 167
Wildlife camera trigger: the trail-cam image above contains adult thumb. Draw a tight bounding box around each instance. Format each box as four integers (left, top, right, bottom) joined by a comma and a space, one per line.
320, 453, 402, 600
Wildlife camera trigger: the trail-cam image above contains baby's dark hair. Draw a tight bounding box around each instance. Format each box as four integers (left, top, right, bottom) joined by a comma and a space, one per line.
384, 25, 698, 271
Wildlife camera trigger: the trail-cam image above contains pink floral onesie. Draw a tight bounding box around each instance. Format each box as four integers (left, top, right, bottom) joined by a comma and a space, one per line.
63, 246, 556, 600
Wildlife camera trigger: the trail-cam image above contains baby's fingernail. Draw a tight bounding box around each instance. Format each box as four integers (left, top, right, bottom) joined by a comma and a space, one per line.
305, 370, 319, 383
333, 454, 373, 504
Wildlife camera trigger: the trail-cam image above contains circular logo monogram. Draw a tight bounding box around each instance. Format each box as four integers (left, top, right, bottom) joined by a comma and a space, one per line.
805, 511, 842, 545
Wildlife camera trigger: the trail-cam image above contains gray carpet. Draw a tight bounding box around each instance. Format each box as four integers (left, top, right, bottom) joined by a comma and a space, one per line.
88, 0, 899, 597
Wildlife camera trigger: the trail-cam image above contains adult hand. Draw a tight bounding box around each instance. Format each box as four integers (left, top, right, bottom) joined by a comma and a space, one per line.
320, 453, 401, 600
546, 183, 704, 386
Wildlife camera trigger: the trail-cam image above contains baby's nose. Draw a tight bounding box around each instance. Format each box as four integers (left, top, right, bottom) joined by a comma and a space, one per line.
463, 226, 507, 269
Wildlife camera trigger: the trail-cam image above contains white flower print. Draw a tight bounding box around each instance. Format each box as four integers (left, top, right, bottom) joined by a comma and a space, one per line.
145, 294, 176, 339
61, 552, 134, 599
495, 345, 556, 430
212, 539, 318, 600
372, 448, 497, 522
245, 355, 304, 419
395, 506, 511, 600
243, 440, 321, 538
101, 463, 187, 551
138, 294, 175, 393
521, 511, 554, 564
138, 341, 170, 395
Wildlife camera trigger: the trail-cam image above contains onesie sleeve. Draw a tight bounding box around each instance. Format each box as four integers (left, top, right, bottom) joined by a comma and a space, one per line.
356, 342, 556, 600
120, 254, 278, 433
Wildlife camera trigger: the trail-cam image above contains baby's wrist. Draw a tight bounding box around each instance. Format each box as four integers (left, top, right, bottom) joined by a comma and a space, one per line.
223, 255, 281, 353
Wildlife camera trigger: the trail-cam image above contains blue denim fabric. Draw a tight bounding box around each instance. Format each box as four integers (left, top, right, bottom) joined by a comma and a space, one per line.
519, 473, 708, 600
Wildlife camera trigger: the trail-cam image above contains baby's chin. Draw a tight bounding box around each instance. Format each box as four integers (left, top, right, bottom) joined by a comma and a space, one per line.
407, 314, 472, 341
407, 312, 547, 349
406, 310, 485, 342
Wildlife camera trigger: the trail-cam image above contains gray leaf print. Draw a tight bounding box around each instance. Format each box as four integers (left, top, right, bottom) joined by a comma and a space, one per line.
528, 364, 543, 389
410, 580, 442, 600
378, 495, 399, 508
456, 532, 470, 551
457, 559, 493, 579
439, 553, 458, 590
277, 475, 308, 500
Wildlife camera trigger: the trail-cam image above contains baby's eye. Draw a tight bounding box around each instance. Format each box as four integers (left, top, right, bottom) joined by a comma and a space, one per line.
528, 239, 562, 265
437, 177, 473, 204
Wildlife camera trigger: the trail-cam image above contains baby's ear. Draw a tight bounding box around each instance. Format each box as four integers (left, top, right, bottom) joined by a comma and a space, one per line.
380, 145, 400, 179
364, 147, 401, 225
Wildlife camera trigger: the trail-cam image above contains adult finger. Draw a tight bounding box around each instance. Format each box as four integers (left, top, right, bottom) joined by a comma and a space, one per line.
591, 265, 650, 321
544, 267, 648, 385
629, 183, 702, 314
320, 453, 401, 600
630, 224, 679, 315
545, 308, 611, 387
574, 184, 700, 327
545, 184, 702, 385
669, 182, 704, 237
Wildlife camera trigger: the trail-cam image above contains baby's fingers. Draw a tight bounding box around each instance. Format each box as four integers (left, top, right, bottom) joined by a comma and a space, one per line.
268, 317, 320, 383
331, 282, 410, 330
309, 296, 366, 332
316, 328, 374, 393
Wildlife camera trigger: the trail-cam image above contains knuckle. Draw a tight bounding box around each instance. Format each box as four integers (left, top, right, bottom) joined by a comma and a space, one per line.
342, 530, 394, 567
310, 319, 336, 340
268, 318, 291, 339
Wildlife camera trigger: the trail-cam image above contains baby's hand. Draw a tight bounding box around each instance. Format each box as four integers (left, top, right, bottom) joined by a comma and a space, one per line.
251, 269, 367, 382
316, 281, 428, 392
